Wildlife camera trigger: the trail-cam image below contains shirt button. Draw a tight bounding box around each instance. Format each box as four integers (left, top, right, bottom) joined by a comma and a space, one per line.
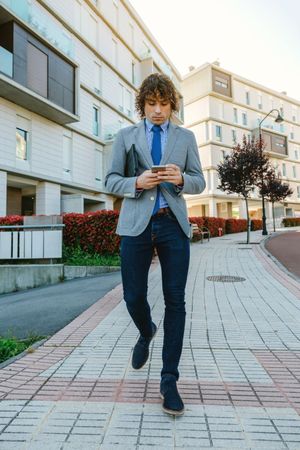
150, 196, 155, 201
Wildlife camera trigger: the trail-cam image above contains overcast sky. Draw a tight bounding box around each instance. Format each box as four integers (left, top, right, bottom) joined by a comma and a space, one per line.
129, 0, 300, 101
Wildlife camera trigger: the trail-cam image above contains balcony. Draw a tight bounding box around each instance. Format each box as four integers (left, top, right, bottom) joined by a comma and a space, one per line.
0, 18, 78, 125
0, 45, 12, 77
252, 127, 288, 158
0, 0, 74, 58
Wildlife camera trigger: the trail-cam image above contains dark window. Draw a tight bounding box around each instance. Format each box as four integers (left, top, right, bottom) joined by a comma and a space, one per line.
27, 42, 48, 97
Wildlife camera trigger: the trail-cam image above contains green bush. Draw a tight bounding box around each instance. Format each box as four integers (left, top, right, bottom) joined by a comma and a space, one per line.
0, 335, 44, 363
62, 244, 120, 266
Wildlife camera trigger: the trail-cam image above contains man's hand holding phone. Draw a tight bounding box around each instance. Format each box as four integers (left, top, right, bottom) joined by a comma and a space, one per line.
136, 164, 183, 190
154, 164, 183, 186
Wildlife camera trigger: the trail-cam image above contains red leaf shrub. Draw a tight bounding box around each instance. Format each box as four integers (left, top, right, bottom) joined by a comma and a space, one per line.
0, 215, 23, 226
63, 210, 120, 255
203, 217, 226, 237
251, 219, 262, 231
282, 217, 300, 227
225, 218, 247, 234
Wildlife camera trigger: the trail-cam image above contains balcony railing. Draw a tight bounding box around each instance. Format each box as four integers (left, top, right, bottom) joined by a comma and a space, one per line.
0, 0, 74, 58
0, 46, 13, 77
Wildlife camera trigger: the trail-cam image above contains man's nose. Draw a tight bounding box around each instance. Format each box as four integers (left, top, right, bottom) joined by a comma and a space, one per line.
154, 104, 161, 113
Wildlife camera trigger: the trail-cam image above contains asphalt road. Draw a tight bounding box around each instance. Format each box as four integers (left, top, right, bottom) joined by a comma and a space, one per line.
0, 271, 122, 339
265, 230, 300, 279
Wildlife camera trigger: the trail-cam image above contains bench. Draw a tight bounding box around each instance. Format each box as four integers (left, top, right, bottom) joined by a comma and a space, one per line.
190, 223, 211, 243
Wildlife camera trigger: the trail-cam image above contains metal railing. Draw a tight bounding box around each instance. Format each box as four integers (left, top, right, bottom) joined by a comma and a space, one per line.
0, 224, 64, 260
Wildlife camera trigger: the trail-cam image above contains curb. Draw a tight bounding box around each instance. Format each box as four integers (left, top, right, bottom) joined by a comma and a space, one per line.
0, 337, 48, 370
260, 232, 300, 284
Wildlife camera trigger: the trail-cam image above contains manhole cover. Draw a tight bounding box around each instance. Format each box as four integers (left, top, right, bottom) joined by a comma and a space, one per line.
206, 275, 246, 282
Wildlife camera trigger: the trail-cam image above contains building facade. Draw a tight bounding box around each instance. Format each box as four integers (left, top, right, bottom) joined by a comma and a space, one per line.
182, 62, 300, 221
0, 0, 183, 217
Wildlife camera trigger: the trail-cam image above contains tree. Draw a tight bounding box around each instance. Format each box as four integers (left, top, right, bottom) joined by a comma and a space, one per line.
260, 168, 293, 232
217, 136, 270, 244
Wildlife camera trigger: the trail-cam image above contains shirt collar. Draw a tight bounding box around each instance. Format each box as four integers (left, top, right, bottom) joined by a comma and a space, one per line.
145, 118, 169, 132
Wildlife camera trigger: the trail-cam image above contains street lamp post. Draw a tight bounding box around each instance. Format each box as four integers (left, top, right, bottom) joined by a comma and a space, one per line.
258, 109, 284, 235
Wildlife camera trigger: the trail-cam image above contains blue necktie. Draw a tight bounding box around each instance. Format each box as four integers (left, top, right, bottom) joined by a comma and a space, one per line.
151, 125, 162, 215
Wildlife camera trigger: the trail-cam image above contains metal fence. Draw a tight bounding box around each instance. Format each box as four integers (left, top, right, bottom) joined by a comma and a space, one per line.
0, 224, 64, 260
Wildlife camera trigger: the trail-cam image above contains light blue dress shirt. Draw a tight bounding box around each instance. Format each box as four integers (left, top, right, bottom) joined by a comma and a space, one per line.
145, 118, 169, 208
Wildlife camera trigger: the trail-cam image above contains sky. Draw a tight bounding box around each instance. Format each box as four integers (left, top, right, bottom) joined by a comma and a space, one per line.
129, 0, 300, 101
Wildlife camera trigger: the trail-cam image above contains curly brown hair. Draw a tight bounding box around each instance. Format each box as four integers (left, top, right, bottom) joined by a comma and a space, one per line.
135, 73, 179, 118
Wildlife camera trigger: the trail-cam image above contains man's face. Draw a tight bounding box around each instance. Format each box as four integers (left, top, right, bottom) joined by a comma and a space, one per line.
144, 96, 171, 125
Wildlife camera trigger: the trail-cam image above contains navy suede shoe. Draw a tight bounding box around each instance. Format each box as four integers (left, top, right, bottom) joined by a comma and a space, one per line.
160, 375, 184, 416
132, 322, 157, 370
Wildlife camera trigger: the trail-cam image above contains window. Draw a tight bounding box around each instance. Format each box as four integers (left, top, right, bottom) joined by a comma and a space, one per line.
125, 89, 132, 116
112, 39, 117, 66
292, 107, 297, 122
113, 1, 118, 29
233, 107, 238, 123
219, 102, 224, 119
16, 128, 28, 160
297, 186, 300, 198
129, 23, 134, 48
132, 62, 135, 85
245, 91, 250, 105
231, 129, 237, 143
93, 106, 100, 136
118, 83, 124, 111
94, 62, 102, 95
205, 122, 209, 141
295, 149, 299, 160
63, 135, 72, 174
95, 148, 103, 182
282, 163, 286, 176
280, 106, 284, 117
258, 93, 263, 110
215, 125, 222, 141
215, 78, 228, 89
293, 166, 297, 178
242, 112, 247, 126
280, 123, 285, 133
221, 150, 226, 161
27, 42, 48, 98
290, 129, 295, 140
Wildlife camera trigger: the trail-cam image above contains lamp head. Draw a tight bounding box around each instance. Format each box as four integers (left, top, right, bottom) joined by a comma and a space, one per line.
275, 113, 284, 123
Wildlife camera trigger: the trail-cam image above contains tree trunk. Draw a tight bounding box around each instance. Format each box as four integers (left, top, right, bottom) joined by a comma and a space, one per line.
272, 202, 276, 232
244, 196, 251, 244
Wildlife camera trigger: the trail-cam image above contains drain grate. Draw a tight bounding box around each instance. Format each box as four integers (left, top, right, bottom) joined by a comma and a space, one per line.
206, 275, 246, 282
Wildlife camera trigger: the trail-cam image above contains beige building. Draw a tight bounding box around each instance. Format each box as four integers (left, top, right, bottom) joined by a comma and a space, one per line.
182, 62, 300, 222
0, 0, 183, 217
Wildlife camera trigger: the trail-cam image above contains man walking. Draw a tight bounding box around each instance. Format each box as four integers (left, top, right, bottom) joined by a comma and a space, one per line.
105, 73, 205, 415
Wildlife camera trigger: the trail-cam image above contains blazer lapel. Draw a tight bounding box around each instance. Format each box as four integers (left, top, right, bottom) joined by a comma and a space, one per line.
134, 120, 153, 168
161, 121, 179, 164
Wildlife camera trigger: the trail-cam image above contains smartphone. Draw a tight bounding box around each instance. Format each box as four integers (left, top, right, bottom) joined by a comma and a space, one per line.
151, 165, 167, 173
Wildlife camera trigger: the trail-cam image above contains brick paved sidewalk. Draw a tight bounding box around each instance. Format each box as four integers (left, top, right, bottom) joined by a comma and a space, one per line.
1, 230, 300, 449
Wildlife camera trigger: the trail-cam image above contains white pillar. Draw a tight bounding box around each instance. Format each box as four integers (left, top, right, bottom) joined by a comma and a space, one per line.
36, 182, 61, 215
209, 198, 217, 217
0, 171, 7, 216
238, 199, 247, 219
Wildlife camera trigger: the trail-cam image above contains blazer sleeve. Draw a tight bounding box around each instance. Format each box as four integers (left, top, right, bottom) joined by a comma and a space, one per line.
176, 131, 206, 196
105, 129, 142, 199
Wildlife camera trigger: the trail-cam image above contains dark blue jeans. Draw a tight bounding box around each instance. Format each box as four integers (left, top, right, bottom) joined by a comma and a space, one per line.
120, 212, 190, 380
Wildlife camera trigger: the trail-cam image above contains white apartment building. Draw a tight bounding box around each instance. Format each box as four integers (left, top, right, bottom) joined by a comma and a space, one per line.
182, 62, 300, 221
0, 0, 183, 217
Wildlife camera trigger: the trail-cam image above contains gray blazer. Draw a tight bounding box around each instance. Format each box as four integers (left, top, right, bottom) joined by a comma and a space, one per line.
105, 120, 206, 237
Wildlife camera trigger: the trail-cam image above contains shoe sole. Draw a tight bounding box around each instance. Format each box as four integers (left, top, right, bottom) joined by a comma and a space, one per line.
132, 326, 158, 370
160, 394, 185, 416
